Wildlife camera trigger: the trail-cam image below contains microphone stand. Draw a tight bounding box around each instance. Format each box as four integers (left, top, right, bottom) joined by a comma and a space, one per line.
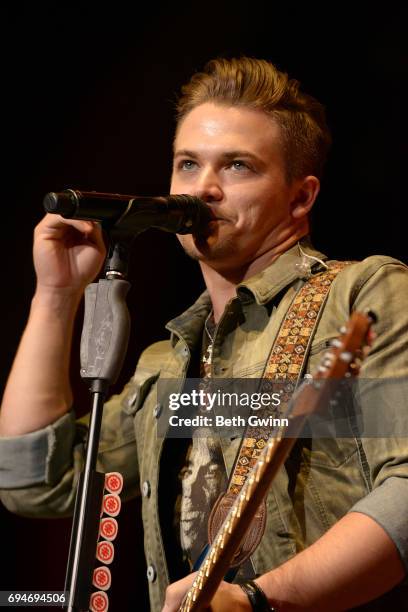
42, 190, 211, 609
64, 238, 132, 612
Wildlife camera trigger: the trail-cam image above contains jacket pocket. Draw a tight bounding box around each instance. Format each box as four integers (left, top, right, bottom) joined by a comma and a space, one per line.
121, 370, 160, 416
300, 438, 358, 468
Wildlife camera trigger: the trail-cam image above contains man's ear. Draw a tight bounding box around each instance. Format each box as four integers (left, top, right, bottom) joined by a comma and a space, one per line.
290, 175, 320, 219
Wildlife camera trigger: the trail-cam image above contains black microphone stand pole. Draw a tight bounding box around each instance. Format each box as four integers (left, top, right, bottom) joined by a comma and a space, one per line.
64, 239, 132, 612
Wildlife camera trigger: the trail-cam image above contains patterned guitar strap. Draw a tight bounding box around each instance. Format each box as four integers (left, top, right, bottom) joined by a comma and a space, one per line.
207, 262, 351, 566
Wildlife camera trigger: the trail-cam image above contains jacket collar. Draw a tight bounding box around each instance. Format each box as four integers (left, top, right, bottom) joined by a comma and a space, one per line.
236, 238, 327, 305
165, 290, 212, 349
165, 238, 327, 348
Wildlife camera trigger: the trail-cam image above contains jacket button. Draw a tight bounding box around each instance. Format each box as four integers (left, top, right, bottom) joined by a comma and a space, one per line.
146, 564, 157, 583
153, 403, 162, 418
142, 480, 151, 498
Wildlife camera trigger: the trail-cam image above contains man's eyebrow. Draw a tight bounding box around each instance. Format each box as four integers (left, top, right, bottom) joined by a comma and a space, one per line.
173, 149, 263, 163
221, 150, 262, 163
173, 149, 198, 158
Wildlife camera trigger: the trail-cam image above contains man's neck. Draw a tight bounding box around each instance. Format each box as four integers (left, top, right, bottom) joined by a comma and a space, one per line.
200, 233, 304, 323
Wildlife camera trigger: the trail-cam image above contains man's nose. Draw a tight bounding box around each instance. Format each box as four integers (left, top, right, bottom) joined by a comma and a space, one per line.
195, 168, 223, 202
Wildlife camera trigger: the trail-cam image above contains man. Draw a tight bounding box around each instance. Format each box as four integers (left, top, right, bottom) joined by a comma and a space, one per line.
0, 58, 407, 611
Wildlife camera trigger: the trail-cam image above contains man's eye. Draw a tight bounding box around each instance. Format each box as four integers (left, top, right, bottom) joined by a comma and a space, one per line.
231, 160, 249, 170
178, 159, 196, 171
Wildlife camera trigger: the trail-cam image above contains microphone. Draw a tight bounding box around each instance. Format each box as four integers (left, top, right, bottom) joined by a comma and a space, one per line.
43, 189, 212, 235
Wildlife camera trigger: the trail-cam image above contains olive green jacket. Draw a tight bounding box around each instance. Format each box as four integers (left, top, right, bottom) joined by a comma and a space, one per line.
1, 243, 408, 611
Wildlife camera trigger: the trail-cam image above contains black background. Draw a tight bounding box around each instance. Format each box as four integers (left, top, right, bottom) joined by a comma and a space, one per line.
1, 3, 407, 610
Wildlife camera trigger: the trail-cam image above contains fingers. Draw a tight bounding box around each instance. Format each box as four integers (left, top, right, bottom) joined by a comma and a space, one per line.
161, 578, 250, 612
32, 213, 106, 292
162, 572, 198, 612
36, 213, 94, 232
35, 214, 104, 245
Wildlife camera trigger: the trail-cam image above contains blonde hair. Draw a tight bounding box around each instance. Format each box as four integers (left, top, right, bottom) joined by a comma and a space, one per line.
176, 57, 332, 182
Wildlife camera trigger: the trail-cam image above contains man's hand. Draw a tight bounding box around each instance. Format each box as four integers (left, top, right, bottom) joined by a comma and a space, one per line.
161, 572, 252, 612
33, 214, 106, 298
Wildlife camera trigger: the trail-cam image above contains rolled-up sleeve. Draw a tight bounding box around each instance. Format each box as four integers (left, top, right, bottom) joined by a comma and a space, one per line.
350, 476, 408, 571
0, 412, 77, 488
0, 382, 141, 518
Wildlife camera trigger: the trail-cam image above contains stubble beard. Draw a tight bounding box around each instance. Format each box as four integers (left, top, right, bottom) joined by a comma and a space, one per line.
178, 232, 238, 264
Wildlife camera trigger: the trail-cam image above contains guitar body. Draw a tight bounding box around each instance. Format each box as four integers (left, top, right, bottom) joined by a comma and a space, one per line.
208, 493, 267, 567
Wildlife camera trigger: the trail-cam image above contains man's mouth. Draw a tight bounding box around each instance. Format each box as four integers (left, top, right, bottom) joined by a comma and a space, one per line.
204, 206, 228, 223
193, 209, 230, 239
208, 213, 228, 223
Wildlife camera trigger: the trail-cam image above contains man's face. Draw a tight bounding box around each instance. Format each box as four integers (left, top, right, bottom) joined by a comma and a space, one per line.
171, 102, 304, 272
